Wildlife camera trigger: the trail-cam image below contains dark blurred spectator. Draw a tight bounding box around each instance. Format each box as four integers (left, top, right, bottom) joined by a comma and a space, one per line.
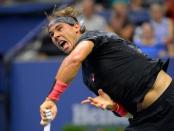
107, 1, 134, 41
165, 0, 174, 23
16, 29, 66, 60
36, 29, 66, 57
95, 0, 113, 9
143, 0, 164, 8
112, 0, 128, 17
128, 0, 150, 26
150, 3, 174, 45
38, 33, 65, 56
80, 0, 108, 31
133, 23, 166, 58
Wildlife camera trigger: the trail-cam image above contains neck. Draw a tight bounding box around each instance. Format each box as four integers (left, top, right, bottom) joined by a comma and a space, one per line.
74, 33, 83, 45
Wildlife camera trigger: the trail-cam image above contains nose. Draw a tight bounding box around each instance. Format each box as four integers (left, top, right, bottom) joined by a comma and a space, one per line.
53, 32, 60, 41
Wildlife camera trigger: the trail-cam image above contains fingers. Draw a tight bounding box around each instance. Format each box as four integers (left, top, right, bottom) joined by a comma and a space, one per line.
98, 89, 104, 96
88, 97, 98, 104
81, 97, 97, 106
40, 101, 57, 126
81, 97, 97, 104
81, 97, 107, 110
40, 110, 51, 126
81, 99, 91, 104
51, 106, 57, 120
40, 119, 48, 126
90, 101, 108, 110
41, 109, 56, 120
40, 118, 51, 126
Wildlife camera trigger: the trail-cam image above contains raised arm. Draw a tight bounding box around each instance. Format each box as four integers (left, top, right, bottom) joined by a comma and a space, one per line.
40, 40, 94, 125
55, 40, 94, 83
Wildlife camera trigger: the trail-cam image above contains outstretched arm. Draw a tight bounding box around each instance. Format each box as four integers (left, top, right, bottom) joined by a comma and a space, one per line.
40, 40, 94, 125
81, 89, 114, 110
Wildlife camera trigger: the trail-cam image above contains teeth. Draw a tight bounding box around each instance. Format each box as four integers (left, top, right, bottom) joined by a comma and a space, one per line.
57, 41, 63, 47
59, 41, 64, 45
57, 40, 67, 49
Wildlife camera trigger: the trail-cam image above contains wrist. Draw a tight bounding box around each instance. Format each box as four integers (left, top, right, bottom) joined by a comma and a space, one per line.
111, 102, 119, 111
112, 102, 127, 117
47, 80, 68, 101
46, 97, 57, 103
106, 101, 116, 111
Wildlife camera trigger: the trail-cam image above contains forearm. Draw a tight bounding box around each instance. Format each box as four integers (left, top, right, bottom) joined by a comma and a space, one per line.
47, 56, 81, 101
107, 102, 128, 117
55, 56, 81, 84
48, 41, 94, 101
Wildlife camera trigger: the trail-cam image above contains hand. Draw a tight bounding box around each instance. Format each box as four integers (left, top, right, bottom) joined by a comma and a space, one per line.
81, 89, 114, 110
40, 98, 57, 125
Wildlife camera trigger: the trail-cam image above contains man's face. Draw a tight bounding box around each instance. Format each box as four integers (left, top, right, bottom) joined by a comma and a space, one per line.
48, 22, 80, 54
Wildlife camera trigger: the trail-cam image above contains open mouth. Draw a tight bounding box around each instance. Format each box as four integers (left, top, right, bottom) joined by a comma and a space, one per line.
59, 40, 66, 48
57, 40, 69, 52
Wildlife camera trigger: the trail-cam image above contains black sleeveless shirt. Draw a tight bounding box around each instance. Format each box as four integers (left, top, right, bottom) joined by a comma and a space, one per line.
76, 31, 166, 115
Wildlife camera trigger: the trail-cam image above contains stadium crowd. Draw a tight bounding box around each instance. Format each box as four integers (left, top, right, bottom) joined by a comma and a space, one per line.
72, 0, 174, 59
2, 0, 174, 60
35, 0, 174, 60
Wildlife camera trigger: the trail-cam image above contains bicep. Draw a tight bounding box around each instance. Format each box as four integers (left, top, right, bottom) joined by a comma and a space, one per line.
55, 41, 94, 83
68, 40, 94, 62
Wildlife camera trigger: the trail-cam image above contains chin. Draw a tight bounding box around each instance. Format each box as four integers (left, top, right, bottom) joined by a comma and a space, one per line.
64, 52, 70, 54
64, 49, 73, 54
64, 50, 71, 54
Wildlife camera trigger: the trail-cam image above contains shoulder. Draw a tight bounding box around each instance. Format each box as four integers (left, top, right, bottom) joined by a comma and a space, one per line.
81, 31, 119, 39
77, 31, 120, 44
76, 31, 121, 49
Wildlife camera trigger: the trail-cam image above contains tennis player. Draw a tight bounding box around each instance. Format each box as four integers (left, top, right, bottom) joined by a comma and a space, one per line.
40, 7, 174, 131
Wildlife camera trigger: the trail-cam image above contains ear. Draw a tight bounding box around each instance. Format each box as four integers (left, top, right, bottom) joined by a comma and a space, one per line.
74, 23, 81, 33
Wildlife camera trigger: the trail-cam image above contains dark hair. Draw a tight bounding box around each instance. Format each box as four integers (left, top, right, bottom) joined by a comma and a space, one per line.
47, 6, 86, 33
48, 7, 79, 20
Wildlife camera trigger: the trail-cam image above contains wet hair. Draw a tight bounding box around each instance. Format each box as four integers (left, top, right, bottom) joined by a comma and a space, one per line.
47, 6, 86, 33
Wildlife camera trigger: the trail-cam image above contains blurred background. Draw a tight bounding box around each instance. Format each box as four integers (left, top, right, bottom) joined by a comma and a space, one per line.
0, 0, 174, 131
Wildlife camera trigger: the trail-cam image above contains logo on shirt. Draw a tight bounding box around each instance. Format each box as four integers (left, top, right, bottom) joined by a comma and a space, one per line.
91, 73, 95, 82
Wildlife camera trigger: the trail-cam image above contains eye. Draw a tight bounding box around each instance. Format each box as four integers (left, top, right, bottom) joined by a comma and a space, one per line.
56, 26, 62, 31
49, 32, 54, 38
